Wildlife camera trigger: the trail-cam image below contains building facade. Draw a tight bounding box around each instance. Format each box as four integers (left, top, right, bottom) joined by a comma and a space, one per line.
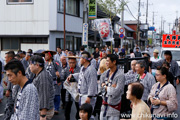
0, 0, 83, 58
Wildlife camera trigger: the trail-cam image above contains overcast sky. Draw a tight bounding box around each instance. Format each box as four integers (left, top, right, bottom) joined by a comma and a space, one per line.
123, 0, 180, 33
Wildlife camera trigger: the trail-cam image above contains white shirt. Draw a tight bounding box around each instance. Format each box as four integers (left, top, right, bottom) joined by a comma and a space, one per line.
150, 56, 161, 62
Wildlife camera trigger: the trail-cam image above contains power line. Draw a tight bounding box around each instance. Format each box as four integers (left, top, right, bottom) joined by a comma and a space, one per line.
125, 4, 138, 20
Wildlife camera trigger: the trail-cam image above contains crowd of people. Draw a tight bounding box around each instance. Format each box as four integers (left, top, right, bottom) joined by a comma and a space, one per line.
0, 44, 179, 120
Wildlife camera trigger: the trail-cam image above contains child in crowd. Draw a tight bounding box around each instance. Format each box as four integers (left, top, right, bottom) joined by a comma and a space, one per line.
79, 103, 93, 120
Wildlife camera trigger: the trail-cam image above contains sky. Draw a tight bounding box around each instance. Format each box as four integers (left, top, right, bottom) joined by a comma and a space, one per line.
122, 0, 180, 34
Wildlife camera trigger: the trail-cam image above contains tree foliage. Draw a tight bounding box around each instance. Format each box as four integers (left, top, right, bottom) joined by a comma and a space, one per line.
97, 0, 127, 19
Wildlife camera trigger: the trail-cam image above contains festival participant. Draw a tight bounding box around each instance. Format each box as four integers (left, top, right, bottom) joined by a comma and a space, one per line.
29, 55, 55, 120
5, 60, 39, 120
4, 51, 16, 120
42, 50, 61, 115
100, 54, 125, 120
66, 51, 97, 115
148, 67, 178, 120
61, 56, 80, 120
135, 60, 156, 103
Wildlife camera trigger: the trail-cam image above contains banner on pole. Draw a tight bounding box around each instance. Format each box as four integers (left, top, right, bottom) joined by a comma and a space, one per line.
88, 0, 97, 19
94, 18, 114, 42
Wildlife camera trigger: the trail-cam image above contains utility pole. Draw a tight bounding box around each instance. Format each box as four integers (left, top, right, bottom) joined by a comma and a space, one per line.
145, 0, 148, 46
163, 20, 166, 33
146, 0, 148, 24
63, 0, 66, 50
152, 12, 155, 26
160, 16, 163, 47
176, 11, 178, 34
121, 0, 125, 48
137, 0, 141, 46
168, 23, 172, 34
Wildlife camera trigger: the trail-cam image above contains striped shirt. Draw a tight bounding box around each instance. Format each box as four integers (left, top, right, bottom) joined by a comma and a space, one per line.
134, 72, 156, 101
33, 68, 55, 110
73, 64, 97, 97
10, 83, 39, 120
100, 69, 125, 117
61, 66, 80, 101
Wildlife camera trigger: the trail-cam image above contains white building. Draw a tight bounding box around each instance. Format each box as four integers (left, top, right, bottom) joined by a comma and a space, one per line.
0, 0, 83, 58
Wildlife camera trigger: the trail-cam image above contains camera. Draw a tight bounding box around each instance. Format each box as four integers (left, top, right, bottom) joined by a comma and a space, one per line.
98, 85, 106, 96
152, 97, 160, 109
69, 76, 76, 82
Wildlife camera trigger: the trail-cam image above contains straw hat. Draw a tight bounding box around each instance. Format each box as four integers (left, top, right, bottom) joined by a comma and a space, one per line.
153, 49, 159, 54
65, 56, 80, 59
42, 50, 56, 55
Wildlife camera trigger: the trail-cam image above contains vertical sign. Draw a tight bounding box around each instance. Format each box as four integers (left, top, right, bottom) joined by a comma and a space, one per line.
88, 0, 97, 19
82, 23, 88, 46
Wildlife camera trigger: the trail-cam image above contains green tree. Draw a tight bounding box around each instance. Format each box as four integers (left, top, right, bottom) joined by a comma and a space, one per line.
97, 0, 127, 19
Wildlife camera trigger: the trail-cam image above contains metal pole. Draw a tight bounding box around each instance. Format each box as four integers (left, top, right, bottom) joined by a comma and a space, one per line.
176, 11, 178, 34
160, 16, 163, 47
145, 0, 148, 46
63, 0, 66, 50
152, 12, 154, 26
146, 0, 148, 24
121, 0, 124, 48
137, 0, 141, 46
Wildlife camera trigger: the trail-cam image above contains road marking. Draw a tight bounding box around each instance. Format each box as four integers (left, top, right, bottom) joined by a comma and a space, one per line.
0, 113, 4, 116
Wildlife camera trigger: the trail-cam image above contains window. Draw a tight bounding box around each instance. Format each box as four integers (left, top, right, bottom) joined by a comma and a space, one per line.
2, 38, 19, 50
56, 37, 82, 51
57, 0, 79, 16
21, 38, 48, 44
7, 0, 33, 4
56, 38, 64, 50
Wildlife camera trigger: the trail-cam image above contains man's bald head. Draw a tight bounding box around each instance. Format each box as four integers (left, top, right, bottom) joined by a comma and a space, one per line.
60, 55, 67, 65
60, 55, 66, 60
131, 60, 137, 72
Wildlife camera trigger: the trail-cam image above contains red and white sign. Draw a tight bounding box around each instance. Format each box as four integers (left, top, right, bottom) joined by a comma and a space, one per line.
99, 22, 110, 38
162, 34, 180, 48
119, 28, 125, 33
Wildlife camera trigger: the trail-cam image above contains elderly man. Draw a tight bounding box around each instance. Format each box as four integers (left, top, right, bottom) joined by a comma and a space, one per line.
60, 55, 68, 109
61, 56, 80, 120
125, 60, 137, 85
135, 60, 156, 103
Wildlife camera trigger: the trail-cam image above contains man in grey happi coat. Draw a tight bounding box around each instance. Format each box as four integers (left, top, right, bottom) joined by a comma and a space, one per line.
135, 60, 156, 103
5, 60, 39, 120
67, 51, 97, 110
42, 50, 61, 115
100, 54, 125, 120
61, 56, 80, 120
4, 51, 16, 120
29, 55, 55, 120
